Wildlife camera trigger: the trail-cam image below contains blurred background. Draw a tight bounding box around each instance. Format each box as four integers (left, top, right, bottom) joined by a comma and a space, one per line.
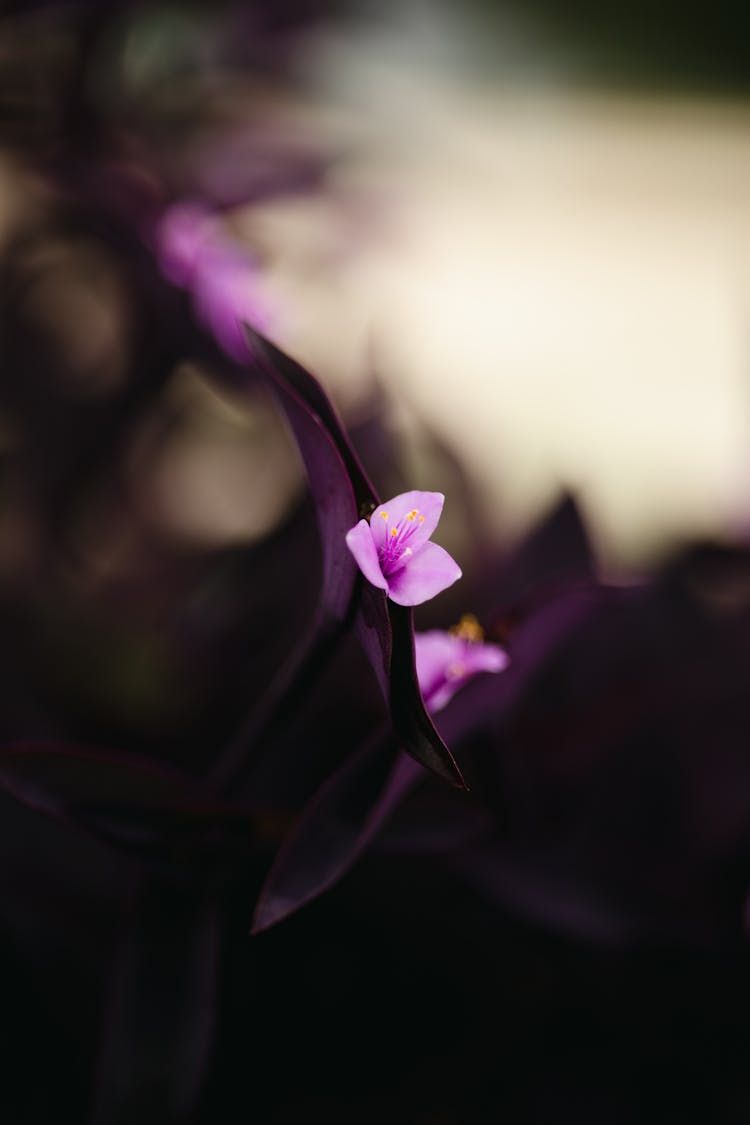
251, 0, 750, 570
4, 0, 750, 571
3, 2, 750, 1123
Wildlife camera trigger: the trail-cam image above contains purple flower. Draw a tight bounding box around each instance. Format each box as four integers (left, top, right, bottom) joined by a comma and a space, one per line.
156, 202, 274, 362
415, 615, 509, 713
345, 490, 462, 606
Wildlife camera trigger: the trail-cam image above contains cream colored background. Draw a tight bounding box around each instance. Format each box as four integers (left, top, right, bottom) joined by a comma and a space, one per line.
245, 15, 750, 569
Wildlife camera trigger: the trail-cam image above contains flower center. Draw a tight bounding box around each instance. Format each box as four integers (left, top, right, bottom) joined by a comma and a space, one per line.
449, 614, 484, 643
375, 508, 425, 575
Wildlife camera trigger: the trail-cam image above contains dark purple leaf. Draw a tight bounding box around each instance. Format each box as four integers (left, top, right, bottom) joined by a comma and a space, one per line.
0, 743, 252, 868
472, 493, 596, 636
252, 731, 422, 933
92, 877, 221, 1125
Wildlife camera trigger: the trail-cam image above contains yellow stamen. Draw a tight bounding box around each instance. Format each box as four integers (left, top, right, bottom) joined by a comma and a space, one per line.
419, 515, 425, 523
391, 527, 398, 537
450, 614, 484, 643
406, 509, 419, 521
380, 511, 389, 519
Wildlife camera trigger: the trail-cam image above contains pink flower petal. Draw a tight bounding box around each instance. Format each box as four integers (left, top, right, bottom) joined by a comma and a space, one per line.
370, 490, 444, 555
345, 519, 388, 591
414, 630, 509, 713
193, 246, 274, 362
462, 642, 509, 676
414, 631, 461, 701
425, 680, 461, 714
156, 202, 214, 286
386, 541, 461, 606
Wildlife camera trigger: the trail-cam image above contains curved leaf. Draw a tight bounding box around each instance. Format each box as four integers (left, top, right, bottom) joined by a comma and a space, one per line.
92, 878, 221, 1125
0, 743, 251, 866
252, 732, 422, 934
214, 329, 463, 788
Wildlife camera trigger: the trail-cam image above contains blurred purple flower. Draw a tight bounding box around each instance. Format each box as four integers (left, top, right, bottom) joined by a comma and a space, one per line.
415, 615, 509, 714
346, 490, 461, 606
156, 202, 274, 362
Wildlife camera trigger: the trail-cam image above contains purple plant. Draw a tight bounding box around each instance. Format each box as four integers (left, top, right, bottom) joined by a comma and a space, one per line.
252, 614, 509, 933
6, 6, 750, 1121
